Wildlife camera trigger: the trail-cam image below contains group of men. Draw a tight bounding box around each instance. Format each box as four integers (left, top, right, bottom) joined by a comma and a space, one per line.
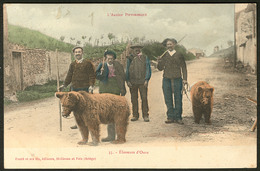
59, 38, 188, 142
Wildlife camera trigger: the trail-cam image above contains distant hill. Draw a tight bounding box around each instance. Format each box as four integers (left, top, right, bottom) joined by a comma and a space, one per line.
7, 24, 195, 61
8, 24, 74, 53
7, 24, 128, 59
209, 46, 235, 58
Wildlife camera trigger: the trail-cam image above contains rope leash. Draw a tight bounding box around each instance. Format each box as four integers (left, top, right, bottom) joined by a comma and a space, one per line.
183, 82, 191, 102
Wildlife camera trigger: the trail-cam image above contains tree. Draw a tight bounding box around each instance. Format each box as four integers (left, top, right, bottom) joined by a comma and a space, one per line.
60, 36, 65, 42
82, 36, 87, 45
108, 33, 115, 44
88, 36, 92, 44
70, 37, 75, 44
140, 36, 145, 43
132, 37, 140, 43
76, 40, 81, 46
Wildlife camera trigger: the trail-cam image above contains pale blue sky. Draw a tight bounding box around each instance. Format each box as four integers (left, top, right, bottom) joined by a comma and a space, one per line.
6, 3, 235, 55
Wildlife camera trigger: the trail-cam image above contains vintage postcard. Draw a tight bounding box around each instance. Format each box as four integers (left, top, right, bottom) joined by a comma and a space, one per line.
3, 3, 257, 169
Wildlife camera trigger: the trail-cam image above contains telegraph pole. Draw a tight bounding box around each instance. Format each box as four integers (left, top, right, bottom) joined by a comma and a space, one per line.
233, 4, 237, 68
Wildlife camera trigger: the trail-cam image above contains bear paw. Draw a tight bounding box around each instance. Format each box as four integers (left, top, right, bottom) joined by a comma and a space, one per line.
111, 140, 126, 144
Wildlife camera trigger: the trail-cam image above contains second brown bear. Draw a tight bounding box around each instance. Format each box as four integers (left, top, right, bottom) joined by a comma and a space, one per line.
190, 81, 214, 124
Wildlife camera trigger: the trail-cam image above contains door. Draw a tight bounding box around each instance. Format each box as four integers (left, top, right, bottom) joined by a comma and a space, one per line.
12, 51, 23, 90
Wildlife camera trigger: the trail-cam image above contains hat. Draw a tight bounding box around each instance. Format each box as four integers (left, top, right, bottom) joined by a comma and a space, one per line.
130, 44, 144, 49
162, 38, 177, 47
72, 46, 84, 53
104, 50, 117, 59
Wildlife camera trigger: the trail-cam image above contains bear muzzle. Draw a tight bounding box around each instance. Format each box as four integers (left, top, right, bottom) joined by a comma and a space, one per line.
201, 98, 209, 105
62, 108, 72, 118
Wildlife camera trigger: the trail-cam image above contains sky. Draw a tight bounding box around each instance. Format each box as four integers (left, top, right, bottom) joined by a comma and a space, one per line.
6, 3, 236, 56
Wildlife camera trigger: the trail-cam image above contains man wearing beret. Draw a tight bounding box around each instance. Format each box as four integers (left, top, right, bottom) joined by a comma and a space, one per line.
157, 38, 187, 125
126, 44, 151, 122
96, 50, 126, 142
59, 46, 96, 129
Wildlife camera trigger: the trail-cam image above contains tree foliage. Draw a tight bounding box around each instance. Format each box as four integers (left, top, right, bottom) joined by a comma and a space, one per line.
142, 42, 196, 61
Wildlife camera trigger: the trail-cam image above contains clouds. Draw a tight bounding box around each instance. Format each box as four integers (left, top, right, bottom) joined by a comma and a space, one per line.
7, 3, 235, 55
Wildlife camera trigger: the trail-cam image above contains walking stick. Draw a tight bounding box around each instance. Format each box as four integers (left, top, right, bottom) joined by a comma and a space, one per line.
100, 49, 107, 75
178, 34, 187, 44
251, 118, 257, 132
56, 49, 62, 131
154, 34, 188, 60
157, 50, 168, 60
247, 97, 257, 132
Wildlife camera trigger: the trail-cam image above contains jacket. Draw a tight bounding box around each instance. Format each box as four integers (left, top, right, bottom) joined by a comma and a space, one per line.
64, 59, 96, 89
157, 51, 187, 81
96, 60, 126, 95
126, 55, 151, 85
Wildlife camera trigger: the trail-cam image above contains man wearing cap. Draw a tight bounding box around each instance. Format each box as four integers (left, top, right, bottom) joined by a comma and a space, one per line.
126, 44, 151, 122
157, 38, 187, 124
59, 46, 96, 129
96, 50, 126, 142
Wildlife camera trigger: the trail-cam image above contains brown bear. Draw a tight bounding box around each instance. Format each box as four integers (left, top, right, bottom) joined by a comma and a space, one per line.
190, 81, 214, 124
55, 91, 129, 146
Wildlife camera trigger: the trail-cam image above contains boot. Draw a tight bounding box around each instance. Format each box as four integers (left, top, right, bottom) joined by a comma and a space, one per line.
101, 124, 116, 142
131, 116, 139, 121
70, 125, 78, 129
143, 116, 150, 122
165, 119, 174, 124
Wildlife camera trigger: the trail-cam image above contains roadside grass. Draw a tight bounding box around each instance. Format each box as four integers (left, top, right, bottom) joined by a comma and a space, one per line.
14, 80, 99, 103
4, 98, 13, 106
16, 80, 70, 102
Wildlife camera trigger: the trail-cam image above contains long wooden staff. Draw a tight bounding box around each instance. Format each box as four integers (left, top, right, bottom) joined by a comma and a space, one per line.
155, 34, 188, 60
247, 97, 257, 132
157, 50, 168, 60
56, 49, 62, 131
100, 49, 107, 74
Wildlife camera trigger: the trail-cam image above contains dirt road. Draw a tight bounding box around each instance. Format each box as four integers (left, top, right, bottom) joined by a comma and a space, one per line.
4, 57, 257, 168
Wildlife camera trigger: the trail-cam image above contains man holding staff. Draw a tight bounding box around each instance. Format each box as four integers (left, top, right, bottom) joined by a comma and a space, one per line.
157, 38, 188, 124
59, 46, 96, 129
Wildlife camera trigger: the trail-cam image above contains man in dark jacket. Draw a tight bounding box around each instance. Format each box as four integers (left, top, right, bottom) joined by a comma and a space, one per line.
59, 46, 96, 129
126, 44, 151, 122
96, 50, 126, 96
157, 38, 187, 124
96, 50, 126, 142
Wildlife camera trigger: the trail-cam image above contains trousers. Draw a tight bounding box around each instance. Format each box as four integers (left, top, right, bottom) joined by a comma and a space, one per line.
162, 77, 183, 120
130, 84, 149, 118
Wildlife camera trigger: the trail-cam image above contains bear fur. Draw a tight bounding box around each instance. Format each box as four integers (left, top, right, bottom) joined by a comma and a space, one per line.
56, 91, 129, 145
190, 81, 214, 124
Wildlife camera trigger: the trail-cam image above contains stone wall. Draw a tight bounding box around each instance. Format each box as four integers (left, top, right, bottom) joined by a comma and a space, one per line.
47, 51, 72, 81
4, 42, 132, 96
235, 4, 257, 73
4, 44, 25, 94
22, 48, 49, 86
4, 43, 71, 95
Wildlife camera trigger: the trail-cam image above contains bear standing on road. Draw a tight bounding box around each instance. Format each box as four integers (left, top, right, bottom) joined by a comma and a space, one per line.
190, 81, 214, 124
56, 91, 130, 146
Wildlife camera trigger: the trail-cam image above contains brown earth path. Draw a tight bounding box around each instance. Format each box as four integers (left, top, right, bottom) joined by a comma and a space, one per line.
4, 57, 257, 168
